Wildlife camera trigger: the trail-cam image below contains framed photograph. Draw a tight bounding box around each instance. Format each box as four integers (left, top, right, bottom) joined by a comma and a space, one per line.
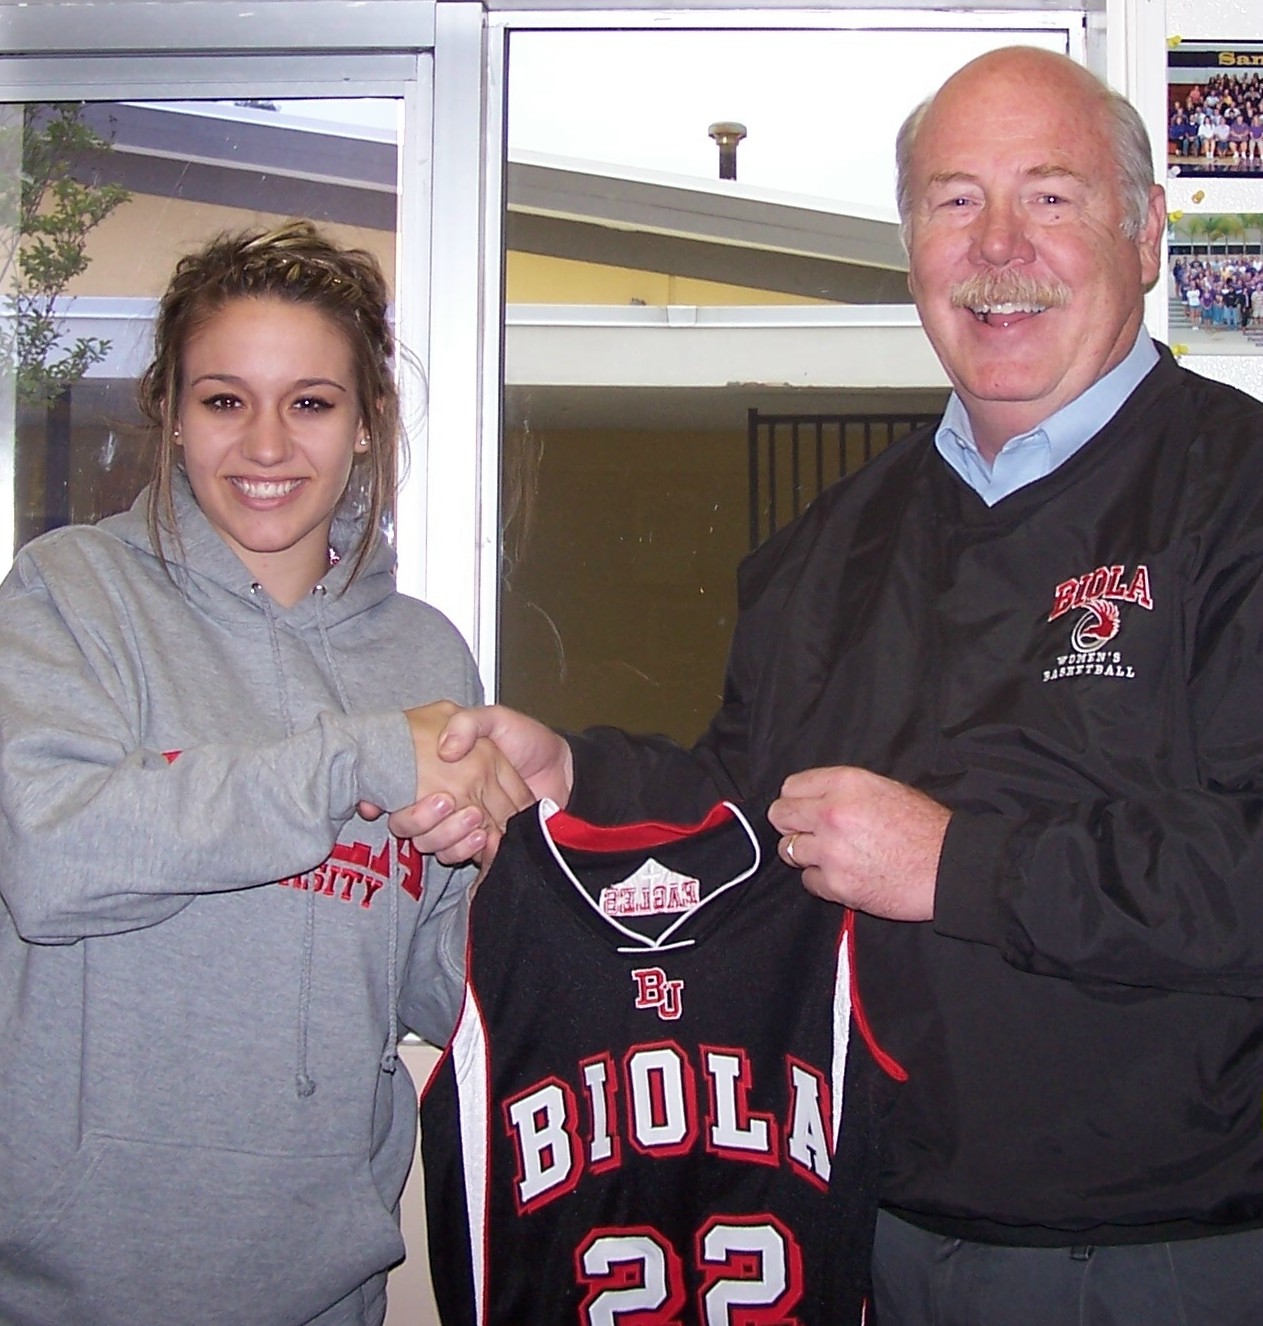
1167, 41, 1263, 178
1168, 213, 1263, 354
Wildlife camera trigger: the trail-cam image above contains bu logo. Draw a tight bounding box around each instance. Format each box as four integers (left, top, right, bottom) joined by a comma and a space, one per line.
631, 966, 684, 1021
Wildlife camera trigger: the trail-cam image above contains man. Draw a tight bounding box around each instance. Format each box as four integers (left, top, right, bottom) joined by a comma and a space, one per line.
413, 47, 1263, 1323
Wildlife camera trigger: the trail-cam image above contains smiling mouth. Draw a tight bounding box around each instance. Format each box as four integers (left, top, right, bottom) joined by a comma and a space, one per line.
950, 272, 1071, 327
232, 477, 304, 499
968, 302, 1047, 325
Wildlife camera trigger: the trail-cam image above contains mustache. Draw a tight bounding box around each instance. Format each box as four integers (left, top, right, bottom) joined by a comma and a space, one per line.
949, 270, 1072, 310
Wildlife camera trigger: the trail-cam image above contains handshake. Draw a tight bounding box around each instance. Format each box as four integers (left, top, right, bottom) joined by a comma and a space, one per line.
368, 701, 946, 922
360, 702, 574, 865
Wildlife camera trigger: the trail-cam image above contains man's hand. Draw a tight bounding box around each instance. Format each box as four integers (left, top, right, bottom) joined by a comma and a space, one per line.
769, 766, 950, 921
377, 704, 573, 866
440, 705, 574, 805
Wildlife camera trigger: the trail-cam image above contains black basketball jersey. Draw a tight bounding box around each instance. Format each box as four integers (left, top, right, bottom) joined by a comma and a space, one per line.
419, 800, 904, 1326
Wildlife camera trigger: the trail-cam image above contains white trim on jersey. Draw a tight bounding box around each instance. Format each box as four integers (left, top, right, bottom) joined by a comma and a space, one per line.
832, 927, 853, 1148
535, 799, 764, 953
450, 991, 492, 1326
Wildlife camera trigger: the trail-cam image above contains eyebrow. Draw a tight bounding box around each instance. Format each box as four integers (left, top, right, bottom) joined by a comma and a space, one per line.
925, 164, 1090, 189
1025, 163, 1091, 186
188, 374, 349, 392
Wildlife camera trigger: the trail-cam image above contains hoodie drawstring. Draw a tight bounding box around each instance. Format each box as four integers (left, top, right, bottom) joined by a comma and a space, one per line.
313, 586, 400, 1078
255, 584, 319, 1099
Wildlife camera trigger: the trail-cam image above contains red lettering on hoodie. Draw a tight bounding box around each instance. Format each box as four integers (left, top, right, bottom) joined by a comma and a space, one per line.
277, 836, 423, 910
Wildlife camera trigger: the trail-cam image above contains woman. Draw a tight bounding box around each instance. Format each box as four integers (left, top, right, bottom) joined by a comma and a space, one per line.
1185, 275, 1203, 329
1199, 110, 1219, 160
0, 222, 527, 1326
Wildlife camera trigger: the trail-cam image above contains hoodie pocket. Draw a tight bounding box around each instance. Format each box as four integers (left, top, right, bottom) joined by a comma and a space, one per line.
13, 1133, 403, 1326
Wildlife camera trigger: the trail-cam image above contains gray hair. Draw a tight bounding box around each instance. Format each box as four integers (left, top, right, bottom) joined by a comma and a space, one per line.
894, 62, 1155, 248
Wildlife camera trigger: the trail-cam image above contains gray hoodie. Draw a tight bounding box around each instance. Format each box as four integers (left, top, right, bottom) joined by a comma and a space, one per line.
0, 475, 478, 1326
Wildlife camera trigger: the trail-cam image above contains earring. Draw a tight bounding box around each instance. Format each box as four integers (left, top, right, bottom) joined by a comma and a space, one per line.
355, 435, 370, 452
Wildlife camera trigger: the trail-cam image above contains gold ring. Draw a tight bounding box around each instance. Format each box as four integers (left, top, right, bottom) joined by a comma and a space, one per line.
784, 832, 800, 866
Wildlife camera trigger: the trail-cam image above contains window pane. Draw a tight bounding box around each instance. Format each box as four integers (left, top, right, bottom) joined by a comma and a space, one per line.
2, 96, 399, 556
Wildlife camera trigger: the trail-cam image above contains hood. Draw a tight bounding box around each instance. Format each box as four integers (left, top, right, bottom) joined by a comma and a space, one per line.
101, 469, 398, 630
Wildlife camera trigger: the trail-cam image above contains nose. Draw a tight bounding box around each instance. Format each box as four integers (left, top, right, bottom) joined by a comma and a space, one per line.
240, 408, 292, 466
970, 197, 1035, 268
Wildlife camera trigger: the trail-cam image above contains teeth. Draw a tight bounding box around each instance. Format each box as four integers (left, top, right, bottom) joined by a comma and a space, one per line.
970, 302, 1046, 316
234, 478, 301, 499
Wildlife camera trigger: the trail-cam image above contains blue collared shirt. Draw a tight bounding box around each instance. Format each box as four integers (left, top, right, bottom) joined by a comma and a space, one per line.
934, 331, 1159, 505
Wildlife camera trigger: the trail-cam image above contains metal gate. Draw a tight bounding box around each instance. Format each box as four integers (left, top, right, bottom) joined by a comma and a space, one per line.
747, 408, 939, 549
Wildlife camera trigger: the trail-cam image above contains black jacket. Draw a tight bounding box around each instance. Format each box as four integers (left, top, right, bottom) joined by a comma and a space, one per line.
568, 346, 1263, 1243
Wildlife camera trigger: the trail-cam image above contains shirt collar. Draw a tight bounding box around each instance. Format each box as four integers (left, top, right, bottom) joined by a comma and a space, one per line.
935, 330, 1158, 505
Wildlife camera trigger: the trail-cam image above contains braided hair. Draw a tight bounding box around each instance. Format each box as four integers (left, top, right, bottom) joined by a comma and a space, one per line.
137, 219, 400, 583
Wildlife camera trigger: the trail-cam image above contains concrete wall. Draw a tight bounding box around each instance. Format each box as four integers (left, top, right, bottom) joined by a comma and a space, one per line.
499, 423, 749, 744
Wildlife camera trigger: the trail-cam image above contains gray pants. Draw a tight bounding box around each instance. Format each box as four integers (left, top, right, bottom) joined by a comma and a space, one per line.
872, 1209, 1263, 1326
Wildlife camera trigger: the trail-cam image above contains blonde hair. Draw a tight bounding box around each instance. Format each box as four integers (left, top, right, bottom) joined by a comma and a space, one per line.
137, 220, 400, 583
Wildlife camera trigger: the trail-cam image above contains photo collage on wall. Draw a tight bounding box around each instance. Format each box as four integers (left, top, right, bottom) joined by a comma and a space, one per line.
1167, 40, 1263, 178
1167, 41, 1263, 356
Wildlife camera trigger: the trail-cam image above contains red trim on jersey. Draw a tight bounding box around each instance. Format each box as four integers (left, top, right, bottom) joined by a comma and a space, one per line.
546, 802, 735, 853
162, 750, 182, 764
844, 911, 908, 1083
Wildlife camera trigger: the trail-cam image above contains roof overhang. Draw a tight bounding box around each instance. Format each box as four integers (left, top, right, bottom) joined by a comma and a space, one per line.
506, 303, 944, 390
508, 152, 910, 303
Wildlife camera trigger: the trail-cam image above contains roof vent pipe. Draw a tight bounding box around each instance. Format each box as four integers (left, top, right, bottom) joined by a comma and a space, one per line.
707, 121, 747, 180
